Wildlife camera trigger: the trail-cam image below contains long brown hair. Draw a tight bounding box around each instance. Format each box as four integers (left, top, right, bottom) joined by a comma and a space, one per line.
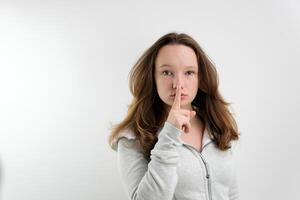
108, 32, 240, 161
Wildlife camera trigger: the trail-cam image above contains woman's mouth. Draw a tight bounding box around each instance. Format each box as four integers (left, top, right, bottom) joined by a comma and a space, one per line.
170, 94, 188, 98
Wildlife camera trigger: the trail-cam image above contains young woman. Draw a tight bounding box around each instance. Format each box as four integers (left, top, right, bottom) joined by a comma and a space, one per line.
108, 32, 240, 200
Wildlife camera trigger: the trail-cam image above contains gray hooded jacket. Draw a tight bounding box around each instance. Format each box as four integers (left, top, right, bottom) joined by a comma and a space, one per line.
112, 121, 239, 200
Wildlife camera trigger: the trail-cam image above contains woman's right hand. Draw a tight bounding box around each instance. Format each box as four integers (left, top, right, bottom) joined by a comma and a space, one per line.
166, 84, 196, 134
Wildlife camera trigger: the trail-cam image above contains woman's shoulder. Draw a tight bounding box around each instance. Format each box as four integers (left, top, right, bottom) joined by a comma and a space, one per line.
111, 128, 138, 151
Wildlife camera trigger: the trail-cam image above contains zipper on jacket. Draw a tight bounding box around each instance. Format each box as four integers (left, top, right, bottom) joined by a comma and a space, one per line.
182, 141, 213, 200
199, 154, 212, 200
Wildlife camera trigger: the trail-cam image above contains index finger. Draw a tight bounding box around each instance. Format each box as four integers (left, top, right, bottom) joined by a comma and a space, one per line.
172, 84, 181, 109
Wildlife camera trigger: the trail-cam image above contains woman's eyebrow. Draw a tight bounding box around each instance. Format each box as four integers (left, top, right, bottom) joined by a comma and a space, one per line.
159, 64, 172, 68
159, 64, 197, 69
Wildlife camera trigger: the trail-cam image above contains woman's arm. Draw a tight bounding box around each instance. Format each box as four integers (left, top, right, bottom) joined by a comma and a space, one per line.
228, 171, 239, 200
228, 148, 239, 200
117, 121, 183, 200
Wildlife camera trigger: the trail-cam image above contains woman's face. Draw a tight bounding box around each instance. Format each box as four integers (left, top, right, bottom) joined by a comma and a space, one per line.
154, 44, 199, 111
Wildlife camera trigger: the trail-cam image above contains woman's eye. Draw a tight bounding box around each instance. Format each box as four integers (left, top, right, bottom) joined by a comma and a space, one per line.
162, 71, 172, 76
186, 71, 195, 75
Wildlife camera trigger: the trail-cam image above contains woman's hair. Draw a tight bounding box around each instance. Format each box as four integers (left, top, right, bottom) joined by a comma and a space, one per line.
108, 32, 240, 161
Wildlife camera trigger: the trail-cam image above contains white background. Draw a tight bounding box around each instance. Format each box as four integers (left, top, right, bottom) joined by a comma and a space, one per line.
0, 0, 299, 199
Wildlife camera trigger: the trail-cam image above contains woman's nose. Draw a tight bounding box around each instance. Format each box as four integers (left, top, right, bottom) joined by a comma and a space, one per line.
172, 79, 184, 89
173, 85, 183, 90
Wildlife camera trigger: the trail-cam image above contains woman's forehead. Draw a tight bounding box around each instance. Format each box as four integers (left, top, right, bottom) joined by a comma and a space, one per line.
155, 44, 198, 68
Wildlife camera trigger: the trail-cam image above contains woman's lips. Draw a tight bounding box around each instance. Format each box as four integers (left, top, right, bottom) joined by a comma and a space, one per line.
170, 94, 188, 98
170, 94, 187, 97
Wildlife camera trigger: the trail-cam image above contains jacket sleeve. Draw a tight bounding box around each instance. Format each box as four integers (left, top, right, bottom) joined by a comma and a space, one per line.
116, 121, 183, 200
228, 148, 239, 200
